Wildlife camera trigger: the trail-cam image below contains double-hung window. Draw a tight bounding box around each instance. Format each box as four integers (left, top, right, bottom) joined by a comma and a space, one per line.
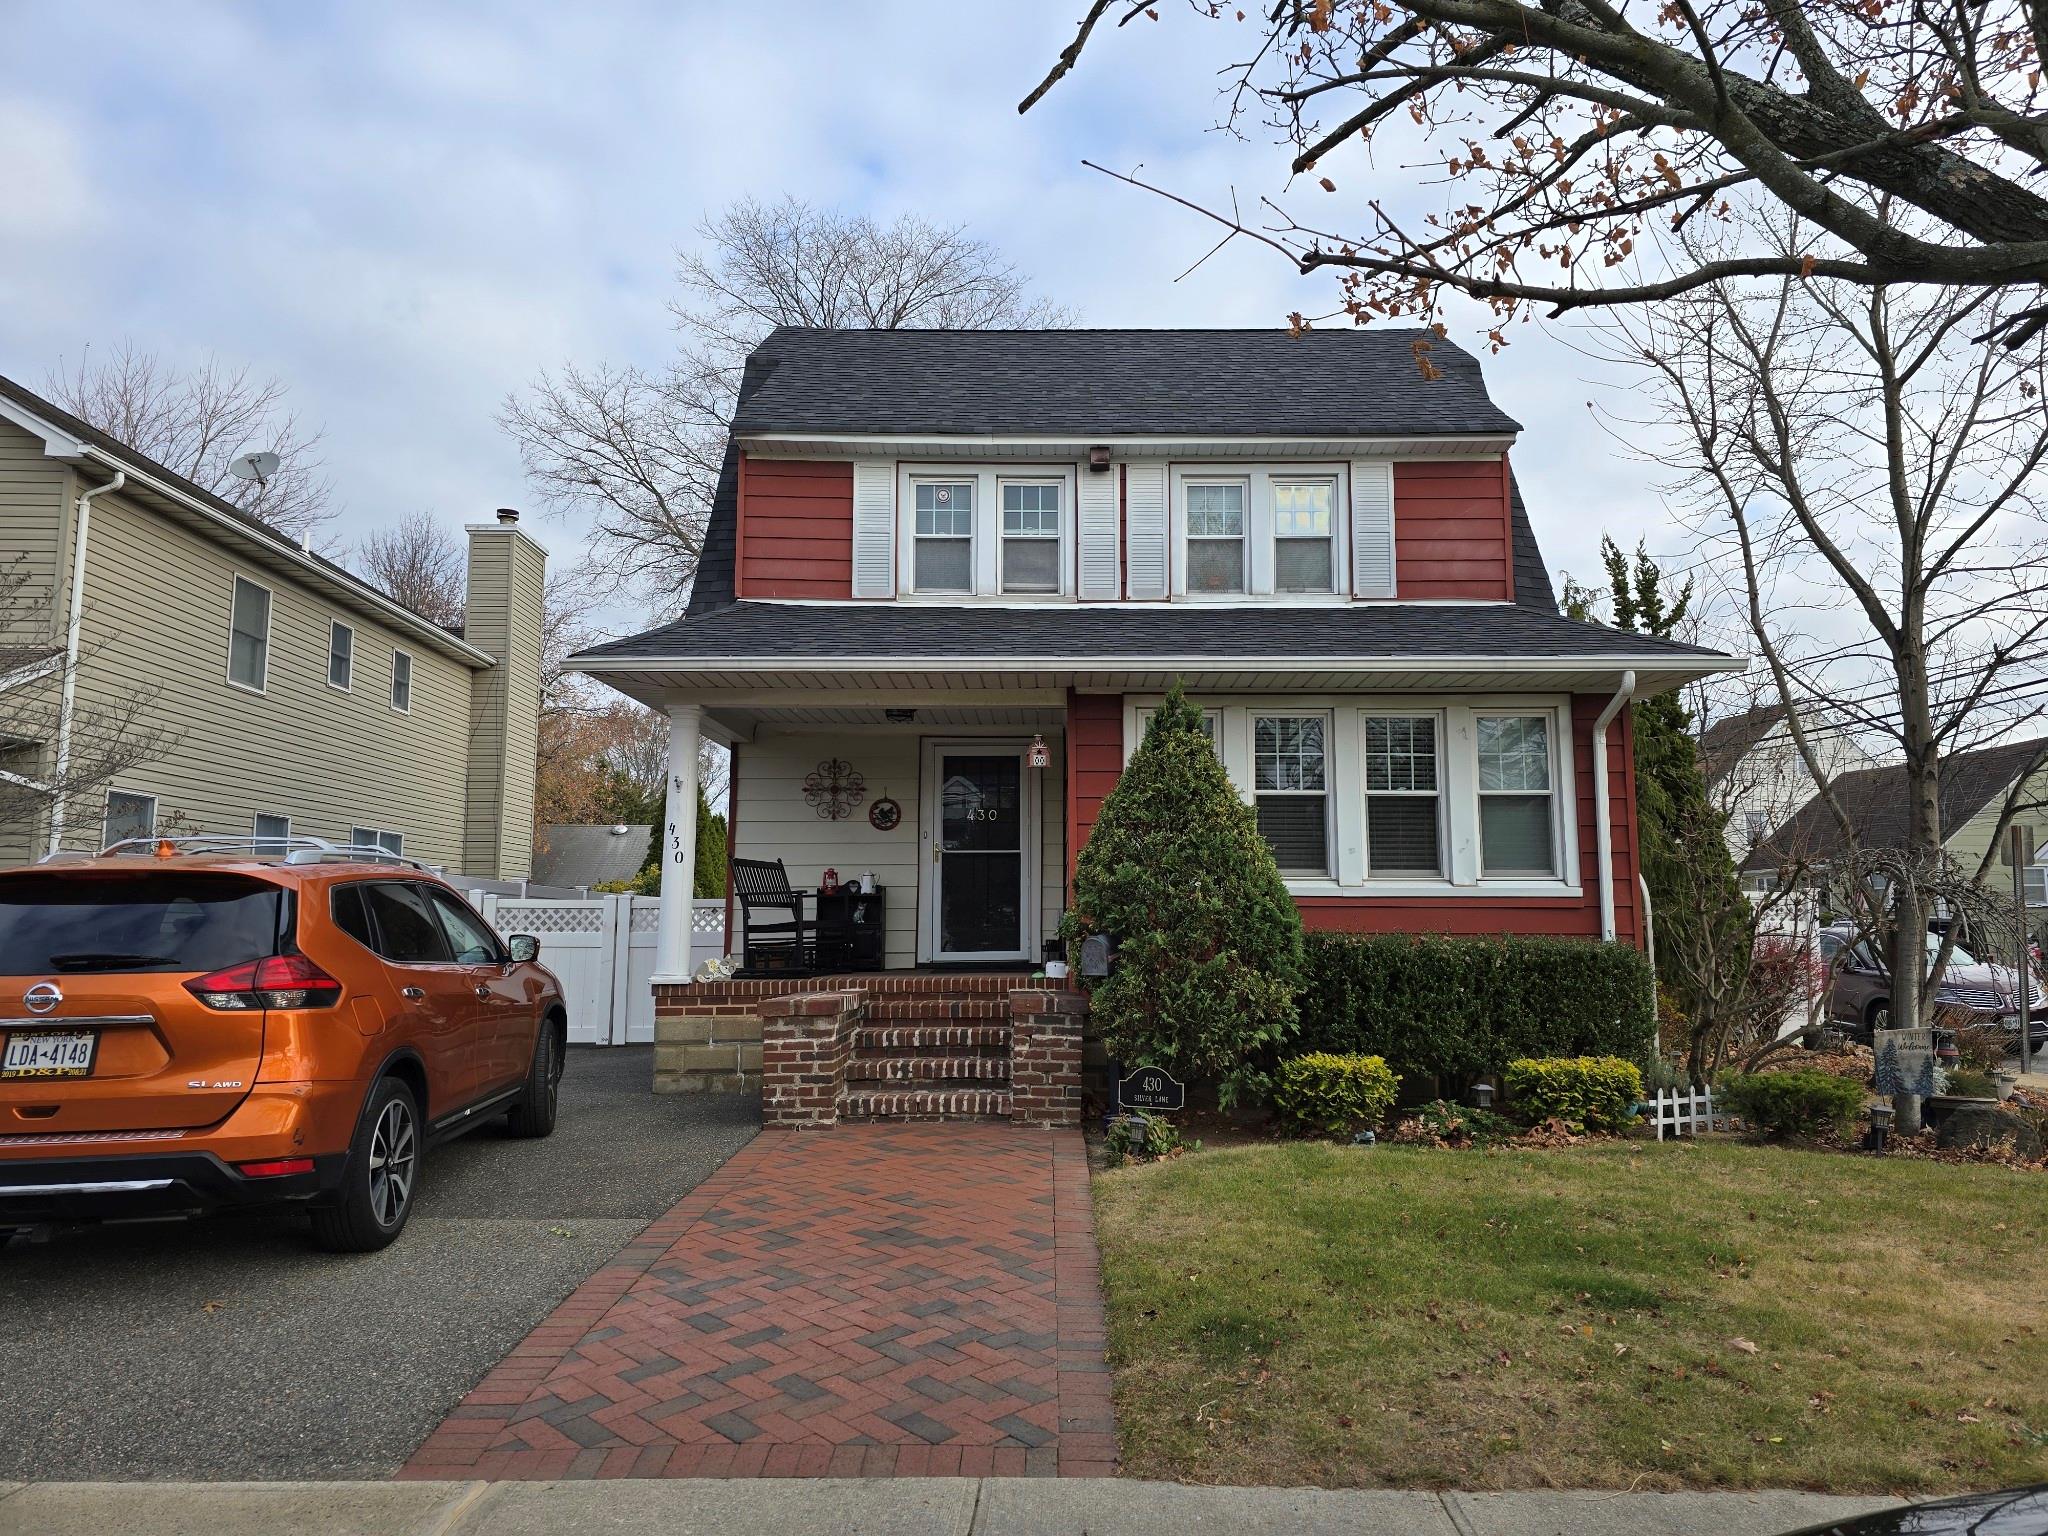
253, 813, 291, 854
913, 480, 974, 593
1272, 479, 1336, 593
1254, 715, 1329, 875
1185, 481, 1246, 594
228, 576, 270, 691
1477, 714, 1558, 876
351, 826, 405, 856
2026, 864, 2047, 907
103, 790, 156, 849
328, 621, 354, 691
999, 482, 1062, 593
1363, 715, 1442, 876
390, 650, 413, 713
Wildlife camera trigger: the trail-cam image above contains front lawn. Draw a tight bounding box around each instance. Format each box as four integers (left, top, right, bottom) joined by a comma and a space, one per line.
1095, 1139, 2048, 1492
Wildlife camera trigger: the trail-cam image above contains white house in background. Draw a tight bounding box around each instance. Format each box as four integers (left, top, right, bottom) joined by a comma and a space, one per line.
1701, 701, 1873, 864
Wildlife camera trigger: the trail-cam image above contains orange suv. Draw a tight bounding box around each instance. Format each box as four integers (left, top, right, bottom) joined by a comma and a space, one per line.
0, 838, 567, 1252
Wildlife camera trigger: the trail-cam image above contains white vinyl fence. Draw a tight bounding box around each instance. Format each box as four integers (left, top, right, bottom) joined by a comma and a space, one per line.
1644, 1085, 1724, 1141
466, 892, 728, 1045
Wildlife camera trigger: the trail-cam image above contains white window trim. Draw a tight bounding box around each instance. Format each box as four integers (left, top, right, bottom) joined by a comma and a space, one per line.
1270, 472, 1344, 597
997, 477, 1066, 595
350, 825, 404, 855
252, 812, 292, 852
328, 620, 354, 693
1361, 709, 1448, 881
1474, 709, 1568, 882
102, 788, 157, 849
2024, 864, 2046, 906
1252, 710, 1336, 878
895, 463, 1077, 599
1121, 693, 1581, 897
1169, 463, 1351, 602
390, 648, 414, 714
226, 572, 272, 695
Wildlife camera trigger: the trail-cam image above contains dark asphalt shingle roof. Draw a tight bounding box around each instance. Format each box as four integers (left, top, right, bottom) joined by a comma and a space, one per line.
578, 599, 1727, 667
532, 824, 653, 888
1700, 703, 1787, 786
731, 327, 1523, 439
1743, 735, 2048, 872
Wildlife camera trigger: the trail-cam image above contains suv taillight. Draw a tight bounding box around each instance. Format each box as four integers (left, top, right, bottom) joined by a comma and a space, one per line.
186, 954, 343, 1010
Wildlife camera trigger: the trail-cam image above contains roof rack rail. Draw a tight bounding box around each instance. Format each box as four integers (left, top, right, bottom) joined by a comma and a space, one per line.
78, 834, 440, 874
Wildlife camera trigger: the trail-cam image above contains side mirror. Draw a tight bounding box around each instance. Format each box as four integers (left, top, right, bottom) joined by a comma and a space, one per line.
507, 934, 541, 963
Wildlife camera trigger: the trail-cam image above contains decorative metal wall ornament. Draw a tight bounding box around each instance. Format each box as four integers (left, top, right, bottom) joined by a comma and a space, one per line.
868, 795, 902, 832
802, 758, 866, 821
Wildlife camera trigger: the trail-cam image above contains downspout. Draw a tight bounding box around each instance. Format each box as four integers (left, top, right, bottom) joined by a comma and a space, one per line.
45, 469, 126, 858
1591, 670, 1636, 944
1639, 871, 1659, 1053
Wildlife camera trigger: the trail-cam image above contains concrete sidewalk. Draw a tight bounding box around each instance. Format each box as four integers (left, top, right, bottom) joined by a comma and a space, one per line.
0, 1478, 1904, 1536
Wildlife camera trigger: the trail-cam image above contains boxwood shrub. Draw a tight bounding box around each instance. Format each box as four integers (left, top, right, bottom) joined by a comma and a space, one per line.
1503, 1055, 1644, 1133
1718, 1071, 1867, 1139
1295, 932, 1655, 1081
1273, 1053, 1401, 1138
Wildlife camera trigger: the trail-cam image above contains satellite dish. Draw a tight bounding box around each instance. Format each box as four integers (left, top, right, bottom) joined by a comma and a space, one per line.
228, 450, 281, 486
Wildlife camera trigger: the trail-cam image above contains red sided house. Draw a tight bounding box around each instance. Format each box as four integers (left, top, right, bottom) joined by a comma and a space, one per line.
571, 328, 1737, 1121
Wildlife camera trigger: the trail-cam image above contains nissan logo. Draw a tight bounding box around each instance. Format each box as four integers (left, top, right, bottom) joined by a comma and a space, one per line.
24, 982, 61, 1015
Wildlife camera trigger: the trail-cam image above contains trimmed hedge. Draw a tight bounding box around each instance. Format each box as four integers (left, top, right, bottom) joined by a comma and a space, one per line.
1718, 1071, 1867, 1139
1273, 1053, 1401, 1138
1503, 1055, 1644, 1133
1295, 932, 1655, 1080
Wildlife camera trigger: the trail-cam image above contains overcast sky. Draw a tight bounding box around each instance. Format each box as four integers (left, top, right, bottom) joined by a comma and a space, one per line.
0, 2, 1672, 631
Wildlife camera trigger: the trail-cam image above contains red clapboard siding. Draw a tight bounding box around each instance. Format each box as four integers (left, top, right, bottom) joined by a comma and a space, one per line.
1065, 691, 1124, 891
737, 456, 854, 599
1393, 459, 1510, 600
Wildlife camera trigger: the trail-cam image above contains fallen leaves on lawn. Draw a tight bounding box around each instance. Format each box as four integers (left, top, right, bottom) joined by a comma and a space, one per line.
1730, 1337, 1760, 1354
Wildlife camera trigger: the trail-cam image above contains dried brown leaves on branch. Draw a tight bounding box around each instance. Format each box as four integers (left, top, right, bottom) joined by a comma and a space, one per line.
1024, 0, 2048, 345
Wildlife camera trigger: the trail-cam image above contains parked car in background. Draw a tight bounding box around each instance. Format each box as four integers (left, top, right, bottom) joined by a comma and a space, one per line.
0, 838, 566, 1251
1819, 924, 2047, 1048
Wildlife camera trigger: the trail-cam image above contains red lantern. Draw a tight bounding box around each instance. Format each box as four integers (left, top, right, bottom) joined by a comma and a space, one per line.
821, 868, 840, 894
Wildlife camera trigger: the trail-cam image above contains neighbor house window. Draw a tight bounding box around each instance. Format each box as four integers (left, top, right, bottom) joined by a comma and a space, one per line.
328, 621, 354, 690
390, 650, 413, 712
1744, 808, 1770, 842
1272, 479, 1336, 593
1254, 715, 1329, 875
1363, 715, 1442, 877
999, 481, 1061, 593
1477, 714, 1557, 876
350, 826, 404, 856
102, 790, 156, 849
252, 813, 291, 854
228, 576, 271, 690
1185, 481, 1246, 593
913, 480, 974, 593
2027, 865, 2047, 907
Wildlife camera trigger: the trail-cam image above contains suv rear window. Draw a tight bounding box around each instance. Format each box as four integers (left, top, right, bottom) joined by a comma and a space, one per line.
0, 872, 285, 975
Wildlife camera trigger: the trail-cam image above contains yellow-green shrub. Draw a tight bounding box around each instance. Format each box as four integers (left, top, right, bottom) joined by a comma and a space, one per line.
1503, 1056, 1644, 1134
1273, 1053, 1401, 1138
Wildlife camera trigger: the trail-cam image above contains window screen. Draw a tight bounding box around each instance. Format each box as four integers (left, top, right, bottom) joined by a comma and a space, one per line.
1000, 482, 1060, 593
1185, 482, 1246, 593
229, 577, 270, 689
1478, 714, 1557, 875
914, 481, 974, 592
1272, 480, 1335, 593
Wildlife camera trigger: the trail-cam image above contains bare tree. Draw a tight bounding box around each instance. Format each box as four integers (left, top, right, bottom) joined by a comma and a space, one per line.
1602, 209, 2048, 1029
45, 342, 335, 544
1023, 2, 2048, 347
0, 557, 172, 851
500, 197, 1075, 610
352, 511, 466, 629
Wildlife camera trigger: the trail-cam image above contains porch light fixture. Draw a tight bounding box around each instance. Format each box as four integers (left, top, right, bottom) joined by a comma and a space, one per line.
1028, 734, 1050, 769
1087, 445, 1111, 472
885, 708, 916, 724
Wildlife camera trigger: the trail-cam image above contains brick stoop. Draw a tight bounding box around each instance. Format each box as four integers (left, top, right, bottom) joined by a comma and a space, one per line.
840, 1086, 1014, 1120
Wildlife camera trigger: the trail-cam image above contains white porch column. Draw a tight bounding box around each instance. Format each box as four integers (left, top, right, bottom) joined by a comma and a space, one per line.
653, 702, 702, 983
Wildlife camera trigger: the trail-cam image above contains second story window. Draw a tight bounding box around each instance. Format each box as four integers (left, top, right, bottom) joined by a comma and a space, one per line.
328, 621, 354, 690
1000, 482, 1061, 593
1272, 479, 1336, 593
390, 650, 413, 713
1185, 481, 1246, 594
913, 480, 974, 593
228, 575, 270, 691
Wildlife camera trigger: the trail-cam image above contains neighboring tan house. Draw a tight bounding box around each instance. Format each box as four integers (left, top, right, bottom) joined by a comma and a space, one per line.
0, 372, 544, 876
533, 823, 654, 889
1701, 701, 1874, 863
569, 327, 1738, 1110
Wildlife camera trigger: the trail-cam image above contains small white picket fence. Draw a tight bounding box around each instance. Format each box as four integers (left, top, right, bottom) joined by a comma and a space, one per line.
1643, 1085, 1724, 1140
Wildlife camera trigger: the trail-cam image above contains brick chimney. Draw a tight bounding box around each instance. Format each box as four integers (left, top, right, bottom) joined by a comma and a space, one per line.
461, 511, 546, 878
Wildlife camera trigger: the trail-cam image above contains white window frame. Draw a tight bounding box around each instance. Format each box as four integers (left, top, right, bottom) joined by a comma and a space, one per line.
226, 573, 272, 694
1269, 473, 1342, 596
102, 789, 157, 850
1475, 710, 1566, 880
1121, 694, 1580, 898
252, 812, 292, 853
1132, 704, 1221, 753
328, 620, 354, 692
895, 463, 1076, 599
1361, 710, 1447, 880
998, 478, 1065, 595
1181, 476, 1250, 597
2026, 864, 2047, 907
1169, 464, 1351, 601
390, 649, 413, 714
1251, 711, 1335, 878
350, 826, 404, 856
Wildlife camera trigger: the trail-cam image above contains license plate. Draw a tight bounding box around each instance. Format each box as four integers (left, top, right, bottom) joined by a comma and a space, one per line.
2, 1029, 98, 1079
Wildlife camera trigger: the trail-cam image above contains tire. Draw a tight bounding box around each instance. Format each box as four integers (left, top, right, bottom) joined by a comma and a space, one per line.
310, 1076, 421, 1253
1866, 1000, 1890, 1040
504, 1017, 563, 1139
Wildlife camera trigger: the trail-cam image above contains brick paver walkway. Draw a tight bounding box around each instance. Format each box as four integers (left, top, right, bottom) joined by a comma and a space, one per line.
399, 1124, 1114, 1479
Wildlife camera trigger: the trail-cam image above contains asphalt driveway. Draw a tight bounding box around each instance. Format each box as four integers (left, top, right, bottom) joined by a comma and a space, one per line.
0, 1047, 758, 1480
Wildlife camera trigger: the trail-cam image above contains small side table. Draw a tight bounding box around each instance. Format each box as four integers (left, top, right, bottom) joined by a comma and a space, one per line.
813, 886, 885, 972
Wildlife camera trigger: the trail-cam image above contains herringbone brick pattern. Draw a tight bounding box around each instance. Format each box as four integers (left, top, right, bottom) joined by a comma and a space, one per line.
398, 1124, 1114, 1479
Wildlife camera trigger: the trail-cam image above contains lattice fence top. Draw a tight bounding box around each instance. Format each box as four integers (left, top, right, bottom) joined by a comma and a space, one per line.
690, 904, 724, 934
492, 903, 605, 934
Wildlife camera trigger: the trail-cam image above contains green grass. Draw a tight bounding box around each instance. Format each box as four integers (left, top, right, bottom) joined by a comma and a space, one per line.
1094, 1139, 2048, 1492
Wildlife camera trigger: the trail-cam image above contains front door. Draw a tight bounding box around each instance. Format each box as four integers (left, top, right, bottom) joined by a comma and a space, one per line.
922, 742, 1035, 963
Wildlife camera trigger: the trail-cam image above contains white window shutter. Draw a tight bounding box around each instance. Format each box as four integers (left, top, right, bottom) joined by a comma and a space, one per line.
1125, 463, 1168, 599
1351, 460, 1395, 598
1077, 469, 1120, 600
851, 461, 895, 598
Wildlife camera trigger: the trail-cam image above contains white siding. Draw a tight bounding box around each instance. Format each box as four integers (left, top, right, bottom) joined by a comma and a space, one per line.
1124, 462, 1168, 599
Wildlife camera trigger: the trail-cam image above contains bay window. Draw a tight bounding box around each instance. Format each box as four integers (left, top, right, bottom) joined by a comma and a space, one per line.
1254, 714, 1329, 875
1477, 714, 1558, 876
1000, 481, 1061, 593
1272, 479, 1336, 593
913, 480, 974, 593
1363, 715, 1442, 877
1185, 481, 1247, 594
